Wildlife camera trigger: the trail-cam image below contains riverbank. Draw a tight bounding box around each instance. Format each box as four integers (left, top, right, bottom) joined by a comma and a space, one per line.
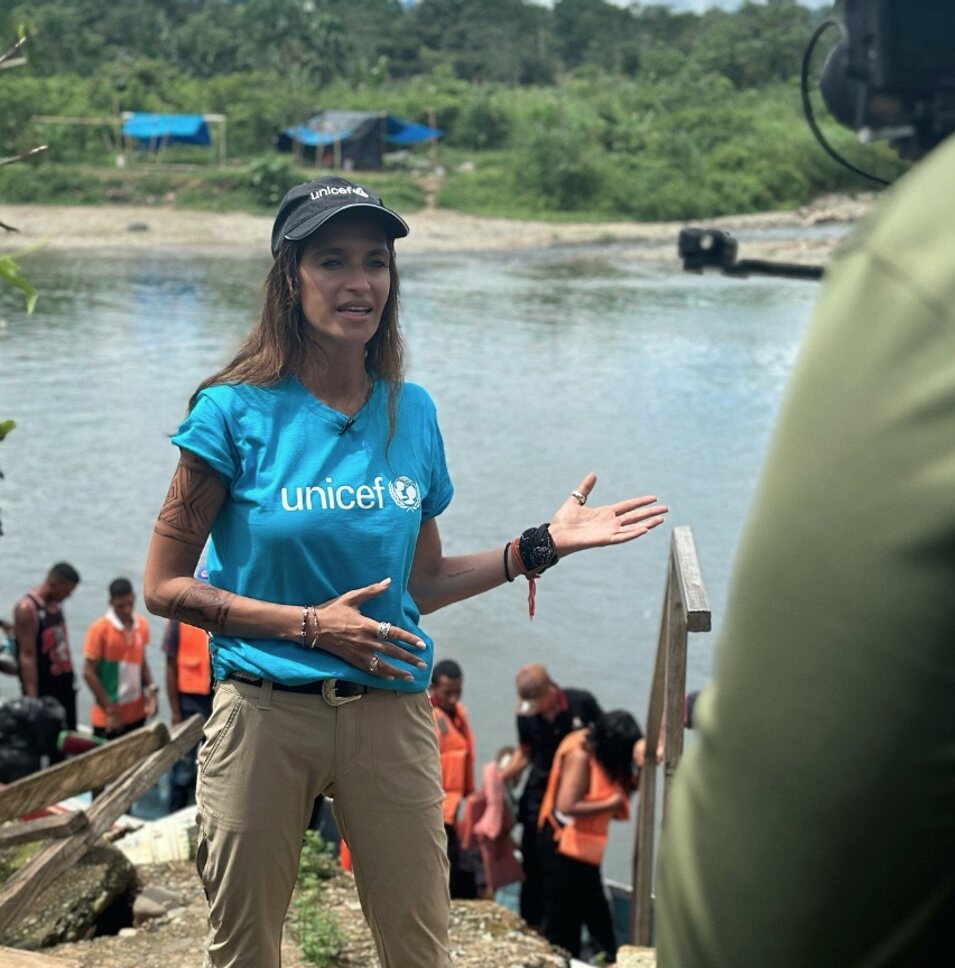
0, 194, 874, 263
41, 860, 646, 967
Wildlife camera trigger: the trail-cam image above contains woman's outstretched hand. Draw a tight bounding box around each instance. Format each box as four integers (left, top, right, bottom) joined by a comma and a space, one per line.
548, 472, 668, 557
312, 578, 427, 682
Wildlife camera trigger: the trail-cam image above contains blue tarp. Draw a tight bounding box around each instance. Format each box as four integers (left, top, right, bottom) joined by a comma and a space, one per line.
281, 123, 356, 148
385, 117, 442, 145
122, 113, 212, 147
281, 112, 441, 149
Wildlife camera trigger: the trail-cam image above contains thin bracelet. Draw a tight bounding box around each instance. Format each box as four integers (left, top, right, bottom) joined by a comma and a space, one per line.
307, 604, 322, 649
503, 542, 514, 582
300, 606, 309, 647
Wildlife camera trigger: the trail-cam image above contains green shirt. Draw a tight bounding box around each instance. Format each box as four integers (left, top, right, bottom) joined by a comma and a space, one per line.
656, 136, 955, 966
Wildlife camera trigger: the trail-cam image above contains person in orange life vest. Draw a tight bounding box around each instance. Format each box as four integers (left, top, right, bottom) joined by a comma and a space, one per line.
429, 658, 479, 898
164, 563, 214, 812
82, 578, 157, 739
500, 662, 603, 928
538, 710, 644, 965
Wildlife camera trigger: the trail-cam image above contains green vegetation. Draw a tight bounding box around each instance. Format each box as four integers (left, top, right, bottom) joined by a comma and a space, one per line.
1, 0, 908, 222
291, 832, 347, 968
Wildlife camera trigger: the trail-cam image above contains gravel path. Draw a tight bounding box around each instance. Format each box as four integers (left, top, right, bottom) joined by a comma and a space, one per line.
40, 861, 577, 967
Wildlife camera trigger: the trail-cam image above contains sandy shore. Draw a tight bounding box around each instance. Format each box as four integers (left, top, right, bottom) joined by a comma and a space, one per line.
0, 194, 874, 263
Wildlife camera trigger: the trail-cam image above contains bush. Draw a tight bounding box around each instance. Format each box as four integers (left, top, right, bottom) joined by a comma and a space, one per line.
0, 162, 103, 204
247, 154, 301, 208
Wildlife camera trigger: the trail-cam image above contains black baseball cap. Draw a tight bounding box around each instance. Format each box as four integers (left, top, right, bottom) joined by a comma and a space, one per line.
270, 175, 409, 257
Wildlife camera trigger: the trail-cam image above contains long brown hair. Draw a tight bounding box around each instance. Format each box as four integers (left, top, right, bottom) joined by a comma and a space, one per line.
189, 229, 405, 438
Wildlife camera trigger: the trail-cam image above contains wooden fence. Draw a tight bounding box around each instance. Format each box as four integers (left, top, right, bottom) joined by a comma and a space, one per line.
630, 526, 710, 945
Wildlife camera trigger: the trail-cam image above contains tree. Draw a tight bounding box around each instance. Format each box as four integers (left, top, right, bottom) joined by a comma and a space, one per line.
691, 0, 813, 89
1, 31, 44, 537
405, 0, 556, 84
553, 0, 642, 77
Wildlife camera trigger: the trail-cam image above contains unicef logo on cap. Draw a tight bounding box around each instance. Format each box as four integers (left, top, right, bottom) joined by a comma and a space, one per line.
388, 476, 421, 511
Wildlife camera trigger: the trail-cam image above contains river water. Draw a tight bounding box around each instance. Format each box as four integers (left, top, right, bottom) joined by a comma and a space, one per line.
0, 236, 825, 883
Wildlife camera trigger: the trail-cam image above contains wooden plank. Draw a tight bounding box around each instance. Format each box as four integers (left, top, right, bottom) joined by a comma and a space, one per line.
0, 812, 88, 847
0, 947, 81, 966
631, 760, 658, 946
671, 526, 711, 632
0, 721, 170, 823
0, 715, 203, 937
663, 573, 689, 815
631, 578, 670, 945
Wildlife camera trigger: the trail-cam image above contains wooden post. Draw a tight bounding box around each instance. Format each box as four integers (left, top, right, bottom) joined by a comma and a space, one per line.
630, 527, 710, 947
428, 107, 439, 167
0, 811, 88, 848
631, 577, 670, 944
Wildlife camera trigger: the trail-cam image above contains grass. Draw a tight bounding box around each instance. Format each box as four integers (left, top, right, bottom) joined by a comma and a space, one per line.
291, 831, 347, 967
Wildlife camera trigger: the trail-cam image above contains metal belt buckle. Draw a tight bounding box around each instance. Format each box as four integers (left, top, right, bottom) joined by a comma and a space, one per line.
322, 678, 363, 707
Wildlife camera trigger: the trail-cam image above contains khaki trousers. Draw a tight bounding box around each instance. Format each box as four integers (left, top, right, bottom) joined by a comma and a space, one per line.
196, 679, 451, 968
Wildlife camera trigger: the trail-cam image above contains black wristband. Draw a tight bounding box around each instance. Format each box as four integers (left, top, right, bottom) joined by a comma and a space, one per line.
517, 524, 559, 577
503, 542, 514, 582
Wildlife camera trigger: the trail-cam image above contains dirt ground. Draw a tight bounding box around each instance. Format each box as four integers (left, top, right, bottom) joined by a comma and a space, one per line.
39, 860, 587, 967
0, 194, 874, 264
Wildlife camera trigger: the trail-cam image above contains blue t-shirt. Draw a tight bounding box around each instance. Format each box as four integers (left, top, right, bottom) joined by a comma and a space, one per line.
171, 377, 453, 691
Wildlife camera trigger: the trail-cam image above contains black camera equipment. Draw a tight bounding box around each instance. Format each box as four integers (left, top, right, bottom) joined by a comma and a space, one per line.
679, 1, 955, 282
817, 0, 955, 164
678, 228, 823, 281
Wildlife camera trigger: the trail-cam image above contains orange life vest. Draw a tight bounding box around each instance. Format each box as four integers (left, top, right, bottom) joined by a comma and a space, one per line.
176, 622, 211, 695
432, 703, 475, 825
537, 728, 630, 867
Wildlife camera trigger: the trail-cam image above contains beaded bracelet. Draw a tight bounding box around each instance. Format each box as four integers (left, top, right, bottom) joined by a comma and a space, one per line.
300, 604, 322, 649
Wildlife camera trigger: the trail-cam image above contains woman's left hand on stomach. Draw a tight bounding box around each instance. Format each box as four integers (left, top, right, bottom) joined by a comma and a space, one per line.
310, 577, 427, 682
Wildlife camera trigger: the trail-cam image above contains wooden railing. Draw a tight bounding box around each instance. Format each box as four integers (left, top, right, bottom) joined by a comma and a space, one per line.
630, 526, 711, 945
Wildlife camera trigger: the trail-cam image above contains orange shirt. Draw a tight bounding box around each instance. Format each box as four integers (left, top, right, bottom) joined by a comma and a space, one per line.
83, 611, 149, 728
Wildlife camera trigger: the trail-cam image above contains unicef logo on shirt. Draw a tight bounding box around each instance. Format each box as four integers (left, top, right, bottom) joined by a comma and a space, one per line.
388, 476, 422, 511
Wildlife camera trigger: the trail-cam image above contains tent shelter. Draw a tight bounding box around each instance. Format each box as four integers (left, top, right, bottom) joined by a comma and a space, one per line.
277, 110, 442, 169
121, 113, 227, 162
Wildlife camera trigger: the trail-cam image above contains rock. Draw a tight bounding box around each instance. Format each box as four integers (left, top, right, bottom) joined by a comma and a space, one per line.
138, 884, 184, 909
617, 944, 657, 967
0, 946, 82, 966
132, 895, 167, 926
0, 842, 136, 949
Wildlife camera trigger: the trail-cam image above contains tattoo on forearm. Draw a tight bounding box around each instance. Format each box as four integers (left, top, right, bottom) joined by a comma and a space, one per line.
447, 568, 475, 580
171, 582, 233, 632
154, 455, 222, 547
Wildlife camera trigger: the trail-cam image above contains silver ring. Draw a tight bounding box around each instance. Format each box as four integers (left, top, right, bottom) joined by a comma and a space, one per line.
375, 621, 392, 642
571, 489, 587, 506
369, 654, 381, 674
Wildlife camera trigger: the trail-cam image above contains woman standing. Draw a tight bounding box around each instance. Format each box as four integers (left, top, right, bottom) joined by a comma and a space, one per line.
538, 710, 646, 965
143, 175, 667, 968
